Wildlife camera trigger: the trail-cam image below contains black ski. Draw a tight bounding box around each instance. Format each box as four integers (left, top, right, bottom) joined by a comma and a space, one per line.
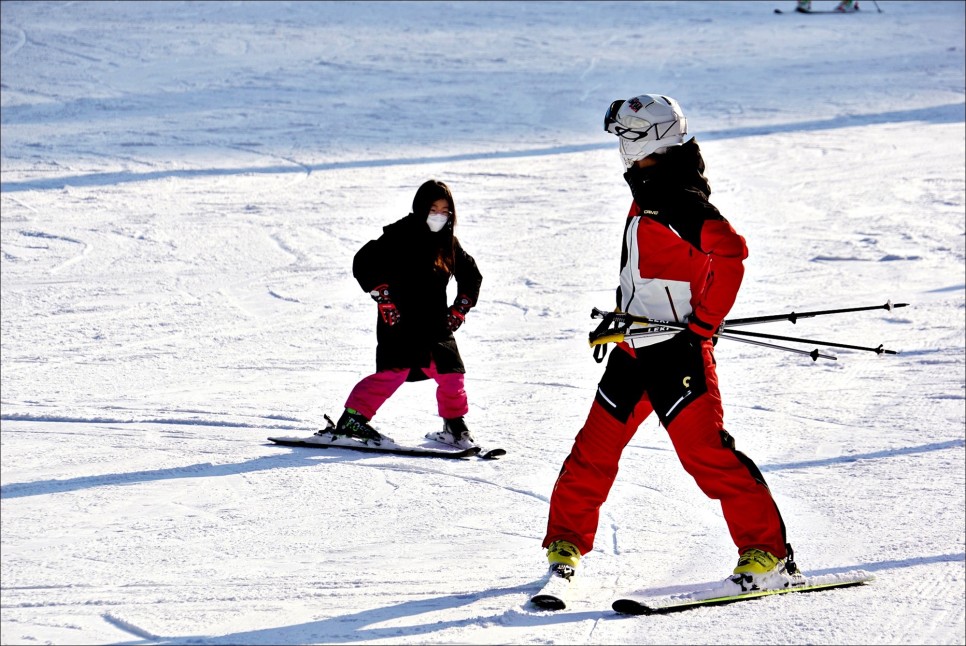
530, 565, 575, 610
530, 592, 567, 611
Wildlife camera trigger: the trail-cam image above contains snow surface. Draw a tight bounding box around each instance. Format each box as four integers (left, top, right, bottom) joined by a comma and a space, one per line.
1, 1, 964, 644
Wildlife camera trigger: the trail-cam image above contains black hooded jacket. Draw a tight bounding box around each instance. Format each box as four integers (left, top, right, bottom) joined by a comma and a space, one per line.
353, 213, 482, 380
618, 138, 748, 339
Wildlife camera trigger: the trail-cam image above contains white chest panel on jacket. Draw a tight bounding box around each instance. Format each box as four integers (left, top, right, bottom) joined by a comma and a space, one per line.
619, 216, 694, 348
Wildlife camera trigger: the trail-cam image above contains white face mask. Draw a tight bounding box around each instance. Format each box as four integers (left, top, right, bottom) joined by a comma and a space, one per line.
426, 213, 449, 232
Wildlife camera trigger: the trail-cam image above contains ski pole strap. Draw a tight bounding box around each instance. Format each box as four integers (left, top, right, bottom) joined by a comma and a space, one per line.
592, 341, 608, 363
589, 311, 623, 363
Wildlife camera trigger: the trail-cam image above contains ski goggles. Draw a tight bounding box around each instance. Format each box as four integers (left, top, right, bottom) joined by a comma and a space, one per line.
604, 99, 653, 140
604, 99, 684, 141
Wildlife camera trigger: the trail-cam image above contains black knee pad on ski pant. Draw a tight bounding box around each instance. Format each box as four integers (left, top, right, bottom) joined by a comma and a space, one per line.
594, 349, 647, 423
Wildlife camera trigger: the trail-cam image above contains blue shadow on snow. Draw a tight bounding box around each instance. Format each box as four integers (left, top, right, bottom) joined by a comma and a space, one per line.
760, 438, 964, 472
107, 553, 965, 644
2, 438, 962, 499
0, 443, 359, 499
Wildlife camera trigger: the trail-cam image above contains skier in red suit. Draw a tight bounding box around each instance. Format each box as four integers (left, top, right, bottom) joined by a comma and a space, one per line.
541, 95, 801, 593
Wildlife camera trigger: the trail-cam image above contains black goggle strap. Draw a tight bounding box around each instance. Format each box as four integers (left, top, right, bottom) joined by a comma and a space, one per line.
615, 123, 658, 141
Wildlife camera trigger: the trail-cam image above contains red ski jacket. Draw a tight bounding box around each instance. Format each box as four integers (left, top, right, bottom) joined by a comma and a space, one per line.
617, 139, 748, 348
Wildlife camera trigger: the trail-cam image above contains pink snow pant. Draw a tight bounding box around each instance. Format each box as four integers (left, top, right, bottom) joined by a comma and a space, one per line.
344, 361, 468, 421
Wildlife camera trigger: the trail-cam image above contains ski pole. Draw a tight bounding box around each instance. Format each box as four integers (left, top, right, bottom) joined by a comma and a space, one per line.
588, 306, 900, 357
715, 327, 900, 355
725, 301, 906, 327
589, 324, 839, 361
871, 0, 883, 12
715, 332, 838, 361
593, 302, 907, 329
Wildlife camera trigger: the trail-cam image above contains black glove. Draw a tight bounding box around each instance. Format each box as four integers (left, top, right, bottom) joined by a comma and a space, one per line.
675, 326, 707, 349
446, 294, 473, 332
369, 284, 400, 326
681, 314, 719, 347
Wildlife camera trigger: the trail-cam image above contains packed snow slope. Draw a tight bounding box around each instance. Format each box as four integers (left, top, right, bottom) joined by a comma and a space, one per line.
2, 1, 964, 644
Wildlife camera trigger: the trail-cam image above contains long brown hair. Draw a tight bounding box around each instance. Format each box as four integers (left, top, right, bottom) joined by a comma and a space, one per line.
412, 179, 457, 274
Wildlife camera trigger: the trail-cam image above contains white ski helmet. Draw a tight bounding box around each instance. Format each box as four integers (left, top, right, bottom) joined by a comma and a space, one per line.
604, 94, 688, 169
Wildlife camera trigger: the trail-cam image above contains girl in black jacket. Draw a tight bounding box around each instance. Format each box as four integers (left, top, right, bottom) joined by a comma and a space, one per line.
329, 180, 483, 449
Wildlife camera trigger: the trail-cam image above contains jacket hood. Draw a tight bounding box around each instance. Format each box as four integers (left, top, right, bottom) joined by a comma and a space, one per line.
384, 211, 426, 236
383, 211, 460, 251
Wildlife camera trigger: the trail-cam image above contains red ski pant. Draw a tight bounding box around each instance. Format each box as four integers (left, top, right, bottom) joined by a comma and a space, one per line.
344, 361, 468, 421
543, 334, 787, 559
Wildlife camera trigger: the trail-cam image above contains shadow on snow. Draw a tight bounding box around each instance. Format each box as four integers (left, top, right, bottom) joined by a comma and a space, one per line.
1, 444, 357, 499
760, 438, 964, 473
2, 436, 963, 499
106, 554, 965, 644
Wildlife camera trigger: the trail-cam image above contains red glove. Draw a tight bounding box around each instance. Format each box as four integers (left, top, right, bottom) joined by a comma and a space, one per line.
370, 284, 400, 326
446, 294, 473, 332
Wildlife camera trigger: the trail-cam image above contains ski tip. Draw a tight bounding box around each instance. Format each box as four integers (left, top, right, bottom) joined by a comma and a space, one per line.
531, 595, 567, 611
612, 599, 654, 615
481, 448, 507, 459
